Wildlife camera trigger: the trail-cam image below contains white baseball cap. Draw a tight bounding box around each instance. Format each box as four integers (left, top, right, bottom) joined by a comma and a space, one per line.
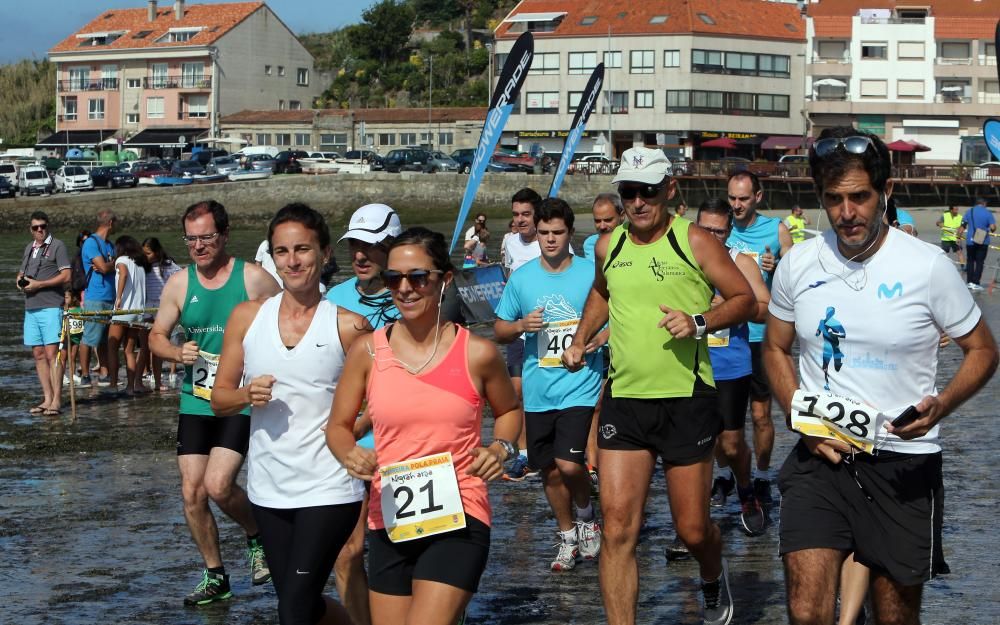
339, 203, 402, 244
611, 147, 672, 185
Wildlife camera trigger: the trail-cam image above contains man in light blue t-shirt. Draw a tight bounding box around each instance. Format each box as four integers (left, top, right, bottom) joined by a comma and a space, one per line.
495, 197, 603, 572
78, 209, 117, 386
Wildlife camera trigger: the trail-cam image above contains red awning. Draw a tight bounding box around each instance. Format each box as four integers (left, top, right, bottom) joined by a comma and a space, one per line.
886, 139, 931, 152
761, 135, 810, 150
700, 137, 737, 149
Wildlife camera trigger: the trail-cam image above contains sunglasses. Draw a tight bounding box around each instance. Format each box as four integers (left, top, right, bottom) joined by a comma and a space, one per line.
380, 269, 444, 290
30, 224, 48, 232
700, 226, 729, 237
618, 183, 664, 200
812, 135, 875, 158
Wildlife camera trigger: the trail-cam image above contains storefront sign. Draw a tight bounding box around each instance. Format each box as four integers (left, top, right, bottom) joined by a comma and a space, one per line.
857, 115, 885, 137
517, 130, 594, 139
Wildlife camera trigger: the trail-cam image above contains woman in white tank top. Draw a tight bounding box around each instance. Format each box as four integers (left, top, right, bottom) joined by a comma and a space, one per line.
212, 204, 372, 625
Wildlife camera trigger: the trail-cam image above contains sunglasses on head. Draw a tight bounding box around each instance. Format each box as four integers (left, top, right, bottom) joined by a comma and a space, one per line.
380, 269, 444, 290
812, 135, 875, 158
618, 182, 664, 200
31, 224, 48, 232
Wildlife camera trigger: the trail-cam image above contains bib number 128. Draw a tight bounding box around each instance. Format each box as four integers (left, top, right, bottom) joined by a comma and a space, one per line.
790, 390, 881, 453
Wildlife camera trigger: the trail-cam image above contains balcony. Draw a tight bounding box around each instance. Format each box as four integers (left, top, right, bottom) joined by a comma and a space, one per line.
806, 61, 852, 77
58, 79, 119, 92
934, 93, 972, 104
935, 57, 973, 65
57, 114, 78, 123
143, 75, 212, 90
177, 111, 210, 120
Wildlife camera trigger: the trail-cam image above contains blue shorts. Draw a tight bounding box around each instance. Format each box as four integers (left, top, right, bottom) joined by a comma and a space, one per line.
82, 299, 112, 347
24, 307, 63, 346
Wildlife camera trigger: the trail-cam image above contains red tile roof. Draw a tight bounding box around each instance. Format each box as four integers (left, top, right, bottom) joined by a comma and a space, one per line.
353, 107, 488, 123
808, 0, 1000, 40
50, 2, 264, 54
812, 16, 852, 38
495, 0, 805, 42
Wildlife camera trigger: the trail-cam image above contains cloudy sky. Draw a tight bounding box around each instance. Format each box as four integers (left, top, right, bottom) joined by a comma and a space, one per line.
1, 0, 380, 63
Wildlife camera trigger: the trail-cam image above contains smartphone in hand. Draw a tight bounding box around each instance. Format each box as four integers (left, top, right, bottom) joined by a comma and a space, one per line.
890, 406, 920, 429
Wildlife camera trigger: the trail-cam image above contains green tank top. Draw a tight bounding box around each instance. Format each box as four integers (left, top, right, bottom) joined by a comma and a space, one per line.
940, 212, 962, 242
179, 258, 249, 416
602, 218, 715, 398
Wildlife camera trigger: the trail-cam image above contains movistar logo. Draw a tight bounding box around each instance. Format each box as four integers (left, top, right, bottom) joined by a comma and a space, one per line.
877, 282, 903, 299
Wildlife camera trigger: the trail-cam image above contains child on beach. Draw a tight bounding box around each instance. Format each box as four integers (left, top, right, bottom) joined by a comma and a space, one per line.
108, 236, 149, 395
142, 237, 180, 391
62, 289, 84, 384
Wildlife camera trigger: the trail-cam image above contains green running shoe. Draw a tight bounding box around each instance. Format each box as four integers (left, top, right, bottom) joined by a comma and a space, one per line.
247, 538, 271, 585
184, 570, 232, 606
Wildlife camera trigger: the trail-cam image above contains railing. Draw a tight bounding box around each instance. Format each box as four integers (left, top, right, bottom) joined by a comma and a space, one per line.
57, 79, 119, 92
177, 111, 210, 120
934, 94, 972, 104
977, 93, 1000, 104
57, 114, 78, 122
143, 75, 212, 89
810, 55, 851, 64
980, 56, 997, 66
859, 17, 926, 24
936, 57, 973, 66
813, 93, 850, 101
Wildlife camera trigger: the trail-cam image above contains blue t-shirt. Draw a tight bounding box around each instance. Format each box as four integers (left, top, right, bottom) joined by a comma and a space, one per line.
81, 234, 115, 302
895, 208, 916, 230
963, 205, 996, 246
583, 234, 599, 261
495, 257, 602, 412
727, 214, 782, 343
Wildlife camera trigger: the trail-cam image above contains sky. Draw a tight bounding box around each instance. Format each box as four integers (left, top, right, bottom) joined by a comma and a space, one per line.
0, 0, 381, 63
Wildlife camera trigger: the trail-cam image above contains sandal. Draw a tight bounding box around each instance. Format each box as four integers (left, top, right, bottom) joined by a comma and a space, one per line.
29, 405, 46, 414
43, 408, 62, 416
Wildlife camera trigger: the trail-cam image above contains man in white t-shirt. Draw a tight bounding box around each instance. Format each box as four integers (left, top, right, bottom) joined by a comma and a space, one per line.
763, 127, 998, 624
502, 187, 543, 275
254, 239, 282, 287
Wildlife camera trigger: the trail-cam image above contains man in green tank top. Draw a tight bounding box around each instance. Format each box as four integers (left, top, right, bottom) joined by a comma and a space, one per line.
150, 200, 281, 606
936, 205, 965, 268
563, 147, 755, 625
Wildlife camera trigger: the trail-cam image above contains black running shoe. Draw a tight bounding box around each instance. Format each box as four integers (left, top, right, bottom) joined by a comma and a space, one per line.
739, 495, 767, 537
665, 535, 691, 562
710, 475, 735, 508
753, 478, 774, 508
184, 570, 232, 606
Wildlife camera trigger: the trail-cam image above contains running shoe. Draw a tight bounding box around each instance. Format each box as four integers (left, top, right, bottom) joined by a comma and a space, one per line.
247, 537, 271, 585
184, 570, 232, 606
701, 559, 734, 625
664, 535, 691, 562
77, 375, 92, 388
550, 533, 579, 571
588, 464, 599, 489
502, 455, 535, 481
739, 495, 767, 537
710, 474, 735, 508
577, 519, 602, 559
96, 375, 112, 387
753, 478, 774, 508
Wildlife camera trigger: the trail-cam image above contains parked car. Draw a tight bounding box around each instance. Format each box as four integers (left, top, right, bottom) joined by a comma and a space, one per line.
450, 148, 519, 174
0, 160, 17, 189
244, 153, 277, 172
191, 148, 228, 167
344, 149, 383, 170
54, 165, 94, 193
205, 156, 240, 176
309, 151, 342, 160
133, 162, 172, 183
273, 150, 309, 174
670, 156, 692, 177
89, 166, 138, 188
777, 154, 810, 178
570, 155, 617, 175
383, 148, 432, 173
171, 160, 207, 177
970, 161, 1000, 181
425, 151, 460, 173
18, 166, 53, 196
0, 176, 14, 198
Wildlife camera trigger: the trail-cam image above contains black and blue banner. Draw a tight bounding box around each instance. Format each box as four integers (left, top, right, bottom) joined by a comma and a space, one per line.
548, 63, 604, 198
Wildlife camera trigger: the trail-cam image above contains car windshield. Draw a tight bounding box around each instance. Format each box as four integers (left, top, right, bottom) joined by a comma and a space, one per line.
0, 164, 14, 173
26, 171, 48, 179
214, 158, 235, 165
65, 166, 86, 175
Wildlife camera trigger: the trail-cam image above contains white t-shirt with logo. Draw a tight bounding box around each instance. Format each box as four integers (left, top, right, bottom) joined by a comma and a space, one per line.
502, 234, 541, 273
769, 228, 981, 454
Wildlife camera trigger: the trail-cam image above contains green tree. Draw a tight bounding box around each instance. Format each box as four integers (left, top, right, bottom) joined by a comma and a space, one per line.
347, 0, 415, 67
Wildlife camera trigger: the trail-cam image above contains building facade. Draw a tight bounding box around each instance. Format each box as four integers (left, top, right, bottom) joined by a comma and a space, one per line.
492, 0, 808, 160
44, 0, 320, 154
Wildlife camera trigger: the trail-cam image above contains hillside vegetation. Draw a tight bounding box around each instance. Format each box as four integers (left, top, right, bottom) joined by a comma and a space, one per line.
0, 60, 56, 148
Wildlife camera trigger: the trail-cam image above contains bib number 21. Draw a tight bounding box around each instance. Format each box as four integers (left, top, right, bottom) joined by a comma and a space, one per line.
379, 452, 466, 543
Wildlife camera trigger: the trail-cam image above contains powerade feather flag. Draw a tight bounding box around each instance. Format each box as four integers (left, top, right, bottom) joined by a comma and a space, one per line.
449, 32, 534, 253
985, 19, 1000, 161
548, 63, 604, 198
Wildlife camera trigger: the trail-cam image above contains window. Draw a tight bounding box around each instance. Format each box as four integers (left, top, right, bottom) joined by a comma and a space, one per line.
691, 50, 789, 78
604, 91, 628, 114
150, 63, 168, 89
62, 96, 78, 121
692, 49, 724, 73
568, 52, 598, 74
725, 52, 757, 75
580, 16, 597, 26
187, 95, 208, 118
297, 68, 309, 86
126, 78, 141, 89
635, 91, 654, 108
649, 15, 668, 24
278, 66, 286, 76
817, 41, 848, 61
692, 91, 723, 109
526, 91, 559, 113
898, 42, 925, 60
161, 29, 198, 43
860, 79, 888, 97
727, 92, 755, 112
630, 50, 654, 73
758, 54, 790, 78
663, 50, 680, 67
494, 53, 508, 74
256, 133, 271, 145
438, 132, 453, 145
568, 91, 582, 113
181, 62, 205, 88
897, 80, 924, 98
667, 90, 788, 116
101, 65, 118, 90
320, 133, 348, 150
146, 96, 164, 119
420, 133, 432, 144
278, 100, 285, 110
275, 134, 291, 146
757, 94, 789, 115
126, 113, 139, 124
400, 133, 417, 146
603, 51, 622, 68
241, 133, 253, 145
666, 90, 689, 111
985, 43, 996, 58
69, 67, 89, 91
941, 42, 971, 59
861, 43, 888, 60
697, 12, 715, 25
529, 52, 559, 75
289, 100, 302, 110
379, 133, 396, 146
265, 65, 272, 75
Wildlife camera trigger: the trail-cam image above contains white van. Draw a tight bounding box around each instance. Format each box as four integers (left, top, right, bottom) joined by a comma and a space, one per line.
235, 145, 279, 159
18, 166, 53, 196
0, 161, 17, 188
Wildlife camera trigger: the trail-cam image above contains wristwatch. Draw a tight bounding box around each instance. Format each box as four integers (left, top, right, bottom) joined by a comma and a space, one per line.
493, 439, 517, 462
692, 314, 707, 340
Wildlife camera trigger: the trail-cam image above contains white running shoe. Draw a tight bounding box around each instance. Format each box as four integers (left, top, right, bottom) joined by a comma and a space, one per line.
550, 532, 579, 571
577, 519, 602, 559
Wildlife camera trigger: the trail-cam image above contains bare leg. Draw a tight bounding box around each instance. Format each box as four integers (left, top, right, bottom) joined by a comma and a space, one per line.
718, 429, 753, 490
838, 554, 869, 625
370, 591, 411, 625
317, 595, 354, 625
122, 330, 138, 391
404, 580, 472, 625
334, 493, 371, 625
132, 329, 150, 392
177, 453, 223, 568
511, 376, 526, 452
665, 455, 722, 581
586, 380, 606, 469
203, 447, 259, 535
106, 323, 124, 388
784, 548, 845, 625
556, 457, 593, 509
44, 344, 62, 411
870, 573, 922, 625
750, 396, 774, 471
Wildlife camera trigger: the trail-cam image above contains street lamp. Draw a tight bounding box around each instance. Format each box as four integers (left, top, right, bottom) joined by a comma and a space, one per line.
485, 42, 493, 104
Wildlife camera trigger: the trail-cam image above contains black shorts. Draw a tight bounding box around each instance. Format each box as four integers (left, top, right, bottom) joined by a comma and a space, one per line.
525, 406, 592, 470
778, 441, 948, 586
176, 413, 251, 456
716, 376, 751, 431
597, 384, 721, 466
748, 342, 771, 399
369, 515, 491, 595
252, 502, 362, 624
940, 240, 960, 253
505, 339, 524, 378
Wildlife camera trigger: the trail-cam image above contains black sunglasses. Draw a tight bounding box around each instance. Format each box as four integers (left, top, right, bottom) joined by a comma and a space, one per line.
700, 225, 729, 237
380, 269, 444, 290
31, 224, 48, 232
618, 183, 664, 200
812, 135, 874, 158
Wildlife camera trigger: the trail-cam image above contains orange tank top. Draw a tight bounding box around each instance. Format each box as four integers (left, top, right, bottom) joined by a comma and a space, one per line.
366, 324, 490, 529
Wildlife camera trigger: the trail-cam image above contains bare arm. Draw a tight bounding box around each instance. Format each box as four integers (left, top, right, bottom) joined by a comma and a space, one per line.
114, 262, 127, 307
149, 269, 197, 364
777, 221, 793, 258
494, 307, 544, 344
564, 234, 611, 370
326, 338, 376, 480
687, 226, 754, 334
244, 262, 282, 299
735, 253, 771, 324
210, 300, 263, 416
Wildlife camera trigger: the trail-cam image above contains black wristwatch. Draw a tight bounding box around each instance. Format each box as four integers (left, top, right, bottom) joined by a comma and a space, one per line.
493, 439, 517, 462
692, 314, 707, 339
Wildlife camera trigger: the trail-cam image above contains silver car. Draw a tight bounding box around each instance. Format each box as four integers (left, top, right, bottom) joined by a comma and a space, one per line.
425, 151, 460, 173
243, 153, 276, 172
206, 156, 240, 175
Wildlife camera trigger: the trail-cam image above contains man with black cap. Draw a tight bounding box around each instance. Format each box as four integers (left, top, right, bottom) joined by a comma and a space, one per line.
564, 146, 754, 625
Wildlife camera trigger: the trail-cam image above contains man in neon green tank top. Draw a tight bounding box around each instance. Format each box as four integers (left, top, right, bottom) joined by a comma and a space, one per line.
150, 200, 281, 606
563, 147, 755, 625
936, 205, 965, 268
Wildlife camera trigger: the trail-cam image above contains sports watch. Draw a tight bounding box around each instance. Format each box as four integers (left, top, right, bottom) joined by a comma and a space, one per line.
692, 314, 707, 339
493, 439, 517, 462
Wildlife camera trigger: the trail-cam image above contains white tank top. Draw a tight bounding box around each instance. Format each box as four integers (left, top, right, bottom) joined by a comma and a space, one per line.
242, 293, 364, 508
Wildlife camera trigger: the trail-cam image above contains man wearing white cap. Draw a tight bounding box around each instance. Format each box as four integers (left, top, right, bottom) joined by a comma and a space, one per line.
563, 147, 754, 625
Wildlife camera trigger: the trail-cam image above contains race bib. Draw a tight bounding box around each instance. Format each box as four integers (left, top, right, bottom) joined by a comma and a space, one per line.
379, 452, 465, 543
68, 318, 84, 334
790, 389, 882, 454
537, 319, 579, 368
191, 350, 219, 401
707, 327, 730, 348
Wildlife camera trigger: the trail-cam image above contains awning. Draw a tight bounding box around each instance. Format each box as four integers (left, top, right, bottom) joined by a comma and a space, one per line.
813, 78, 847, 88
762, 135, 811, 150
36, 129, 119, 148
124, 127, 207, 148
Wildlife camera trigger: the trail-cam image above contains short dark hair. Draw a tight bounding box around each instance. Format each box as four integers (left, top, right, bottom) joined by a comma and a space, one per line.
975, 197, 987, 206
30, 211, 48, 223
809, 126, 891, 195
267, 203, 331, 254
534, 197, 575, 229
727, 170, 761, 196
182, 199, 229, 235
389, 227, 454, 273
511, 187, 542, 211
697, 198, 734, 228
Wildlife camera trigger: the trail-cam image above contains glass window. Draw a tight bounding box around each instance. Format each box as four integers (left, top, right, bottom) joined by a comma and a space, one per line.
860, 79, 888, 97
438, 132, 454, 145
256, 133, 271, 145
663, 50, 680, 67
187, 95, 209, 118
635, 91, 654, 108
101, 65, 118, 90
399, 133, 416, 146
568, 91, 582, 113
69, 67, 89, 91
568, 52, 598, 74
126, 78, 141, 89
265, 65, 272, 75
297, 68, 309, 86
897, 80, 924, 97
146, 96, 164, 118
630, 50, 654, 73
604, 91, 628, 114
494, 53, 508, 74
289, 100, 302, 110
725, 52, 757, 75
898, 42, 925, 60
941, 42, 970, 59
526, 91, 559, 113
379, 133, 394, 146
603, 51, 622, 68
126, 113, 139, 124
181, 62, 205, 88
861, 43, 888, 60
758, 54, 790, 77
62, 96, 78, 121
275, 134, 291, 146
666, 90, 690, 111
278, 66, 286, 76
728, 92, 754, 111
150, 63, 168, 89
529, 52, 559, 74
692, 49, 724, 73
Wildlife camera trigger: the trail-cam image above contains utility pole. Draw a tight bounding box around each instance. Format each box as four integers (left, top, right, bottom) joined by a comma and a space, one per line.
428, 55, 433, 151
